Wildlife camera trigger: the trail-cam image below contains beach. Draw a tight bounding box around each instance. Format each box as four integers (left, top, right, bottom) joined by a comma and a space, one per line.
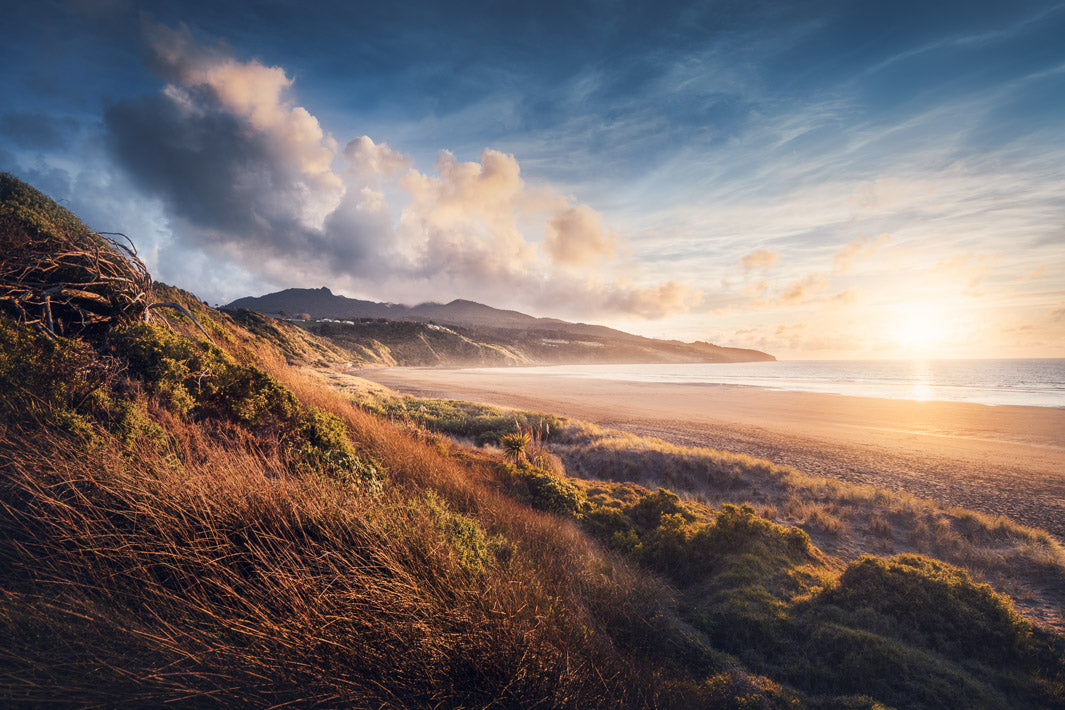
356, 366, 1065, 538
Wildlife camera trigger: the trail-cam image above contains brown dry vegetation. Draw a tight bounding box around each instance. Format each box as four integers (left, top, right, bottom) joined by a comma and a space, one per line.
546, 422, 1065, 631
359, 386, 1065, 634
2, 175, 1063, 708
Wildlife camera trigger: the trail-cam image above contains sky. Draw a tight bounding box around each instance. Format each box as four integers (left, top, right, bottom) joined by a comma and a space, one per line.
2, 0, 1063, 359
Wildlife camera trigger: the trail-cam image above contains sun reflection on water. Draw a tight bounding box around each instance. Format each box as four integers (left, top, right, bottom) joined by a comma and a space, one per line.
908, 360, 933, 401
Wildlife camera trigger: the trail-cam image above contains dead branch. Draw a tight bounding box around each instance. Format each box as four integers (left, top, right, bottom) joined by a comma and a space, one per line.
145, 302, 216, 345
0, 231, 152, 339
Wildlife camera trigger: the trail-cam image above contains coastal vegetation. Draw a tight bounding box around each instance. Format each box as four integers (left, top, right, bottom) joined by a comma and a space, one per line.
1, 175, 1063, 707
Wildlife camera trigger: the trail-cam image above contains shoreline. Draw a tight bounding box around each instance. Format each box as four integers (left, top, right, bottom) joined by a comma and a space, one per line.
354, 366, 1065, 538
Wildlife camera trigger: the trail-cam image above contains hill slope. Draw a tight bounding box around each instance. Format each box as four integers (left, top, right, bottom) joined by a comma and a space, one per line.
3, 174, 1063, 708
227, 287, 774, 366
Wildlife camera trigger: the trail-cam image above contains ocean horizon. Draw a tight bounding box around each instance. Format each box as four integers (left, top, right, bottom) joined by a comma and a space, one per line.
469, 358, 1065, 409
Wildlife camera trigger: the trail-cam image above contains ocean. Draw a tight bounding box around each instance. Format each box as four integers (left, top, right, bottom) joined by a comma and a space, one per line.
472, 359, 1065, 409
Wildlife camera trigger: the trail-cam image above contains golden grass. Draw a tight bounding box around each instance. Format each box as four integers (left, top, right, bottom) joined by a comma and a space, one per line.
340, 377, 1065, 633
0, 371, 703, 707
544, 419, 1065, 631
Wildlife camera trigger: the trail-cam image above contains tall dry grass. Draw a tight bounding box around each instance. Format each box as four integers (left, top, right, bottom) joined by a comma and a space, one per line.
0, 381, 705, 707
547, 419, 1065, 630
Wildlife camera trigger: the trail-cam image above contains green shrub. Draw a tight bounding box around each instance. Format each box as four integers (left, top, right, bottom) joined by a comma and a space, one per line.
363, 396, 561, 446
509, 463, 587, 517
796, 623, 1005, 708
111, 324, 382, 490
295, 408, 384, 493
815, 554, 1033, 665
624, 488, 694, 531
582, 505, 635, 541
112, 323, 299, 426
0, 172, 100, 251
639, 512, 692, 577
0, 316, 109, 436
97, 394, 166, 447
691, 504, 811, 564
421, 491, 504, 575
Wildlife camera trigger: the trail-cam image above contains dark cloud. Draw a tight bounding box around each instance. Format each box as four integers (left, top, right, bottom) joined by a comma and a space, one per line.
104, 89, 376, 278
0, 112, 78, 150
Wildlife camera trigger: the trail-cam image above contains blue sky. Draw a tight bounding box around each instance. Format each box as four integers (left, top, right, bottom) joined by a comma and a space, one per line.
2, 0, 1063, 358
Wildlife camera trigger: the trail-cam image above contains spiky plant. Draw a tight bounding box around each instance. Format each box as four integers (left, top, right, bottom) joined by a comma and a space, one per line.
500, 431, 531, 465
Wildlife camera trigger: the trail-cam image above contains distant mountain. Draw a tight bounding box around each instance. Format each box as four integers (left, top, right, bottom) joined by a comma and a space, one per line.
228, 288, 565, 330
227, 287, 405, 320
224, 287, 775, 366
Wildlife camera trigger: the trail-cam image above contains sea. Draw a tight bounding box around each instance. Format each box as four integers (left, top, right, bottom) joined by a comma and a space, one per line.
473, 359, 1065, 409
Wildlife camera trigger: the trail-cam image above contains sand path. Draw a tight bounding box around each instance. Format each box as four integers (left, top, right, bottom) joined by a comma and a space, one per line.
355, 367, 1065, 538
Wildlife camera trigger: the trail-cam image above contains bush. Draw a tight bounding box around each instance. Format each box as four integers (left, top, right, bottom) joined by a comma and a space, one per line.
0, 316, 112, 436
112, 323, 299, 426
294, 408, 384, 493
815, 554, 1033, 665
691, 504, 811, 563
421, 491, 504, 575
624, 488, 694, 531
509, 463, 587, 517
363, 396, 562, 446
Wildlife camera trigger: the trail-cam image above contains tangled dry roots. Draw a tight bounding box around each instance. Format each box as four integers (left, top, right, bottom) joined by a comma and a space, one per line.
0, 229, 152, 338
0, 173, 157, 339
0, 173, 218, 343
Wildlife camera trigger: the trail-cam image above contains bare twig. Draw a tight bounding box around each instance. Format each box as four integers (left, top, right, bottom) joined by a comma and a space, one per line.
146, 302, 216, 345
0, 230, 152, 338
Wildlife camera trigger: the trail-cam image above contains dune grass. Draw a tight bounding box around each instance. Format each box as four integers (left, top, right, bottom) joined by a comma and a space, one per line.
3, 303, 1064, 707
1, 171, 1063, 704
355, 386, 1065, 635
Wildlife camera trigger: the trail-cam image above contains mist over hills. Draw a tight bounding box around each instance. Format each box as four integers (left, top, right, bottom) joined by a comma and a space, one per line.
226, 287, 775, 367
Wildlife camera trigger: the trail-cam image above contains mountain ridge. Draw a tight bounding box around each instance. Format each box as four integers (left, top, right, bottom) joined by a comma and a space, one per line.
225, 287, 775, 366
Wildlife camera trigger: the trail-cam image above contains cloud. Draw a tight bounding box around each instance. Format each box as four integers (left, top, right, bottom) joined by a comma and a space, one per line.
743, 279, 769, 298
543, 205, 617, 266
599, 279, 704, 319
776, 273, 831, 304
344, 135, 410, 179
1017, 265, 1046, 282
929, 252, 996, 296
102, 24, 701, 320
740, 249, 779, 272
1052, 301, 1065, 322
832, 233, 890, 274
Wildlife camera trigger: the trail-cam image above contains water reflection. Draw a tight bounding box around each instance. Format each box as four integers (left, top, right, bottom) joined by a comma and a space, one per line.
909, 360, 933, 401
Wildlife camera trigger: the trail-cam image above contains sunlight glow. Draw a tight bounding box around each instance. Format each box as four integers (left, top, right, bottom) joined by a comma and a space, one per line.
890, 304, 950, 356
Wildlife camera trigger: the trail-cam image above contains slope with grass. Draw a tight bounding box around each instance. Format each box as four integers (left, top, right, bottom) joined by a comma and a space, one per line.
2, 174, 1063, 708
227, 286, 775, 367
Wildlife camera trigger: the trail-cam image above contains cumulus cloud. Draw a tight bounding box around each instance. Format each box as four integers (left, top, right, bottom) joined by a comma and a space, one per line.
740, 249, 779, 272
832, 233, 890, 274
102, 24, 701, 319
344, 135, 410, 179
543, 205, 617, 266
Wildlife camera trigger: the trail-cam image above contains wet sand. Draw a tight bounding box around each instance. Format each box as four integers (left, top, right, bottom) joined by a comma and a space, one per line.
356, 367, 1065, 538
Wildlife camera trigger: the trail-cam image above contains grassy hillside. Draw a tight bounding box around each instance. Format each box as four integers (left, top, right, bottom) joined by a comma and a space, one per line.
2, 175, 1063, 707
226, 287, 775, 367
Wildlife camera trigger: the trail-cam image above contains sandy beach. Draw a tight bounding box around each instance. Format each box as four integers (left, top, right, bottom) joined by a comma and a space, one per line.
356, 366, 1065, 538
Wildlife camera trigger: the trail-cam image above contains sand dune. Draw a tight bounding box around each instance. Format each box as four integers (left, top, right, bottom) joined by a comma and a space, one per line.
356, 366, 1065, 538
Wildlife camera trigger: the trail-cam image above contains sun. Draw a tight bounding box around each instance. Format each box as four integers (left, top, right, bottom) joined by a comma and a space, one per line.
890, 304, 949, 355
